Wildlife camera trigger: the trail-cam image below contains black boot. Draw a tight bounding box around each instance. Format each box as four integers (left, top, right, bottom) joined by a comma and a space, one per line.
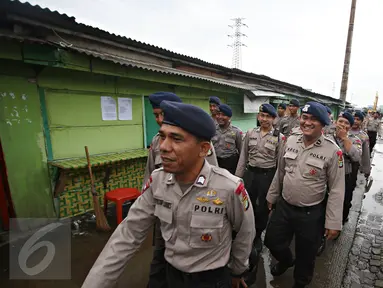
271, 259, 295, 277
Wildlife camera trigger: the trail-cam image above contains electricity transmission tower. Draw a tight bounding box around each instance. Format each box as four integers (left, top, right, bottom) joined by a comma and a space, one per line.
228, 18, 247, 69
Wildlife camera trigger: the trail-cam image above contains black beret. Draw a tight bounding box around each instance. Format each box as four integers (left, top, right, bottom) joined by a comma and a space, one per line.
278, 103, 287, 110
209, 96, 221, 105
301, 102, 330, 126
259, 103, 277, 117
289, 99, 300, 107
148, 92, 182, 109
160, 101, 216, 141
354, 111, 364, 121
218, 104, 232, 117
325, 106, 332, 114
339, 111, 354, 126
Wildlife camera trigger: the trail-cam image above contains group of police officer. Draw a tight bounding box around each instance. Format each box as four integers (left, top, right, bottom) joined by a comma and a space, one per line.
81, 92, 380, 288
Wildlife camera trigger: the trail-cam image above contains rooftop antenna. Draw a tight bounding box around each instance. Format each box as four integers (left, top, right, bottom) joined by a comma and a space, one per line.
228, 18, 247, 69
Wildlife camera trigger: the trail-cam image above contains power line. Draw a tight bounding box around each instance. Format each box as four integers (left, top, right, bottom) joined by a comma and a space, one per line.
228, 18, 248, 69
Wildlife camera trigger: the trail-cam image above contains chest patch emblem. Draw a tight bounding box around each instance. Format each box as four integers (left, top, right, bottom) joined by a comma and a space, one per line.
206, 190, 217, 198
201, 233, 212, 242
212, 198, 224, 205
197, 197, 209, 203
309, 168, 317, 176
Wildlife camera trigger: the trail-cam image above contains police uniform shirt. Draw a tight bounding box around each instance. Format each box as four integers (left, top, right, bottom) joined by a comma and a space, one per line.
366, 118, 381, 132
212, 124, 242, 158
82, 161, 255, 288
142, 134, 219, 187
349, 129, 371, 174
279, 115, 300, 136
325, 133, 362, 175
266, 134, 345, 230
235, 128, 284, 178
273, 116, 283, 128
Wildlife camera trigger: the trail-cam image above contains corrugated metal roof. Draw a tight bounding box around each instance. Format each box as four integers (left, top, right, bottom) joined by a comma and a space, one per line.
66, 46, 258, 91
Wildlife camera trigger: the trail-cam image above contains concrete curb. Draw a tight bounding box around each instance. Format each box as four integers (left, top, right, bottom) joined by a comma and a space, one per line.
326, 174, 365, 288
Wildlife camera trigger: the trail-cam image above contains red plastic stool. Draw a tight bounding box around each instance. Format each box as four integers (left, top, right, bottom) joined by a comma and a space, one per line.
104, 188, 141, 224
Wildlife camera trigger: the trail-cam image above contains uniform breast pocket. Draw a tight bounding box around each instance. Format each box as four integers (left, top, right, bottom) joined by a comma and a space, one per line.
224, 137, 236, 151
249, 139, 258, 152
264, 142, 276, 155
302, 158, 325, 180
154, 204, 174, 241
283, 151, 297, 173
189, 214, 223, 248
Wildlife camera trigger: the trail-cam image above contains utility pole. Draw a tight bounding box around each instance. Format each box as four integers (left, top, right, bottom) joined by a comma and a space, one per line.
228, 18, 247, 69
340, 0, 357, 104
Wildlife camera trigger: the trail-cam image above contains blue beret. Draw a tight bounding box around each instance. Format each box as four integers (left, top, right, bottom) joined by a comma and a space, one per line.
339, 111, 354, 126
218, 104, 232, 117
354, 111, 364, 121
289, 99, 300, 107
325, 106, 332, 114
301, 102, 330, 126
148, 92, 182, 109
259, 103, 277, 117
160, 101, 216, 141
278, 103, 287, 110
209, 96, 221, 105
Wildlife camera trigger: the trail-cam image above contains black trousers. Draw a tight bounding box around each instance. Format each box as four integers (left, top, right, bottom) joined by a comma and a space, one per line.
243, 166, 276, 233
343, 173, 355, 222
217, 154, 239, 175
147, 219, 167, 288
368, 131, 377, 155
264, 198, 325, 286
166, 263, 231, 288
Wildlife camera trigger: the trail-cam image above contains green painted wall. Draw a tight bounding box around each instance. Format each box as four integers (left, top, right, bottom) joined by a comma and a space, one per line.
227, 94, 257, 131
0, 72, 55, 218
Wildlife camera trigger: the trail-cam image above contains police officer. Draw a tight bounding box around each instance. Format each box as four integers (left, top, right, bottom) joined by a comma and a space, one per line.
366, 111, 381, 154
212, 104, 243, 175
209, 96, 221, 124
144, 92, 218, 185
350, 111, 371, 180
236, 103, 284, 252
83, 101, 255, 288
279, 99, 300, 136
324, 111, 362, 224
265, 102, 345, 288
142, 92, 218, 288
273, 103, 287, 128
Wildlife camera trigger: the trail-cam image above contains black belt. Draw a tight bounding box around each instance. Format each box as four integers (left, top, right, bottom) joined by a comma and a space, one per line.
168, 263, 227, 281
247, 165, 276, 173
282, 197, 324, 212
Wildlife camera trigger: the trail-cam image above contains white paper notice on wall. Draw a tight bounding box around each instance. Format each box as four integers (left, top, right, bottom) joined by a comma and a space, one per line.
101, 96, 117, 120
118, 97, 132, 120
243, 95, 269, 113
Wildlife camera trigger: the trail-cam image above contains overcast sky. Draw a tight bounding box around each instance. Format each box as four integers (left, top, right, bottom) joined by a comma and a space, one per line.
22, 0, 382, 107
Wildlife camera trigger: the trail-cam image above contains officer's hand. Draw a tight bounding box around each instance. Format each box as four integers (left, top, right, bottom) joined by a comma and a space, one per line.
336, 125, 347, 140
267, 201, 273, 212
325, 229, 340, 240
232, 277, 247, 288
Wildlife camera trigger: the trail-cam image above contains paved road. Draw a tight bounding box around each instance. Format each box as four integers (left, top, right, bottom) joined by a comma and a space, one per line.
342, 140, 383, 288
